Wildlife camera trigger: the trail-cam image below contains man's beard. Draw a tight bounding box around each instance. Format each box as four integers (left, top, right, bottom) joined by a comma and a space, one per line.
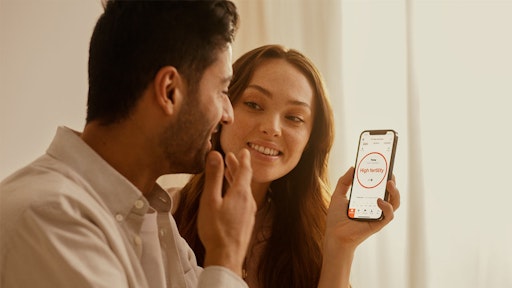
160, 103, 211, 174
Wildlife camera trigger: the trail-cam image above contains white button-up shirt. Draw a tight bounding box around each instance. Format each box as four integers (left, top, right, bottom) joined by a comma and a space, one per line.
0, 126, 247, 288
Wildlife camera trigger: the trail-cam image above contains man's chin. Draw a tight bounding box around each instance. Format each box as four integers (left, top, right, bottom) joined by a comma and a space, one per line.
187, 163, 205, 174
186, 151, 209, 174
166, 153, 206, 175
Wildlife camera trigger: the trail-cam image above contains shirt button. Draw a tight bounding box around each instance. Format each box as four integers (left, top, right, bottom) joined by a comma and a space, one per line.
115, 214, 124, 222
134, 236, 142, 246
134, 200, 145, 209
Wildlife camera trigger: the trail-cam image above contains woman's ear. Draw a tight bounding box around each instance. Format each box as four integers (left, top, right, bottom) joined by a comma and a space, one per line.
153, 66, 182, 115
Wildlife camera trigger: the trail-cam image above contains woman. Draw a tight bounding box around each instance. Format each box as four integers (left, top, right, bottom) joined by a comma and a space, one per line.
173, 45, 400, 288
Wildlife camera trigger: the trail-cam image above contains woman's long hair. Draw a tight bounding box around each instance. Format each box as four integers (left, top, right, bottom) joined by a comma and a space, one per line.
174, 45, 335, 288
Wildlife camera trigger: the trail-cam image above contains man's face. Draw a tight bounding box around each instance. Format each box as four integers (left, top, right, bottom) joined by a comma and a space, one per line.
162, 45, 234, 173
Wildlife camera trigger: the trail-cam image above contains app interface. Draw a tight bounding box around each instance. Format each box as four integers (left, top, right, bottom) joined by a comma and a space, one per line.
348, 131, 395, 219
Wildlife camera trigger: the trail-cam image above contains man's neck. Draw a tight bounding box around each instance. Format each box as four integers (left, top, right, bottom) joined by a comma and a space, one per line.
81, 121, 159, 195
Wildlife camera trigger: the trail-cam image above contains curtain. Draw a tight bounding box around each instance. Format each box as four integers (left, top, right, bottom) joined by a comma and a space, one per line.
232, 0, 512, 287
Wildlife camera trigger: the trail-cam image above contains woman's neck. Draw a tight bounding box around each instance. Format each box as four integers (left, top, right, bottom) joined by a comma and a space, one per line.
251, 182, 271, 211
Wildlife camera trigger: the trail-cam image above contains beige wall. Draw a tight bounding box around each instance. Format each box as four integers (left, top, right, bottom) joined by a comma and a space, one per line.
0, 0, 102, 179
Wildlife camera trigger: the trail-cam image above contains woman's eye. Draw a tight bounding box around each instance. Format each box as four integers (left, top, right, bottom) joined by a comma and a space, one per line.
287, 115, 305, 123
244, 101, 262, 110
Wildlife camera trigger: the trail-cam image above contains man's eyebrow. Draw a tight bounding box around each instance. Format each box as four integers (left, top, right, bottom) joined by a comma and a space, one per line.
221, 75, 232, 84
246, 84, 311, 109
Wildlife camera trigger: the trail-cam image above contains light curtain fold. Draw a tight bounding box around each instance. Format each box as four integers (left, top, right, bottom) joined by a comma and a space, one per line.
405, 0, 428, 287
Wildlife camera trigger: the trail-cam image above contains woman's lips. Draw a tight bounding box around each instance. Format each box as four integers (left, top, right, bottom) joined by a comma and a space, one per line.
248, 142, 281, 156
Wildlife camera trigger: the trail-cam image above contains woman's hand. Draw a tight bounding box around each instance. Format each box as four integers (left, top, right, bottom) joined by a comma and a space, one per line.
325, 166, 401, 250
318, 167, 400, 288
325, 167, 400, 249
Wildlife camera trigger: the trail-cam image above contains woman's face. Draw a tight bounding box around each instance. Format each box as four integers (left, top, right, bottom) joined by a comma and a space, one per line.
220, 59, 315, 184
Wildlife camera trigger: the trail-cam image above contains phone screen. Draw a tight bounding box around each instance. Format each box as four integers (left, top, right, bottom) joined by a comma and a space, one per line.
347, 130, 398, 220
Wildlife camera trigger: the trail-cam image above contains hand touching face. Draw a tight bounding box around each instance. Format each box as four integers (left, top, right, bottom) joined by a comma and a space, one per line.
198, 149, 256, 276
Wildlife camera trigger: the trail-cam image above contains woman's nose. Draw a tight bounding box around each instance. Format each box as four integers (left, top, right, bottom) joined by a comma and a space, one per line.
260, 115, 281, 137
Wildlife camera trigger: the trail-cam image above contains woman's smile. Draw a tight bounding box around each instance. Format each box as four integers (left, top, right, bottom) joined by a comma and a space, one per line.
248, 142, 282, 156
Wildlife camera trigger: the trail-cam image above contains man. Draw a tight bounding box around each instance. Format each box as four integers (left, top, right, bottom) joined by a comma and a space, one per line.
0, 1, 256, 287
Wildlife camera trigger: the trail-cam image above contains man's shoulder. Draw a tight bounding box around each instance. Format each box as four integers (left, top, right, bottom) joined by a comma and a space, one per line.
1, 154, 90, 199
0, 155, 106, 225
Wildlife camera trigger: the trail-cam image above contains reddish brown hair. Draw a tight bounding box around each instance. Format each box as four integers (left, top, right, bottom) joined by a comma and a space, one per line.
174, 44, 334, 287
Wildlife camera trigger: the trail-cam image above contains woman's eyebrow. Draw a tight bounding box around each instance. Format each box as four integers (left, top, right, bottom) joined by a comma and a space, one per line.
246, 84, 311, 109
246, 84, 271, 97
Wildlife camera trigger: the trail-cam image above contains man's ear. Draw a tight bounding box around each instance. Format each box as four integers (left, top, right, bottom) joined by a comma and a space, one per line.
153, 66, 182, 115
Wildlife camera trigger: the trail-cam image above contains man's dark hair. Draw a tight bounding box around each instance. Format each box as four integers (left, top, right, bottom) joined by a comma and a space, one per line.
87, 0, 238, 124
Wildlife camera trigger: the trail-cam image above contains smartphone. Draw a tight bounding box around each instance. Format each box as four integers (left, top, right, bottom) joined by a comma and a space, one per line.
347, 130, 398, 221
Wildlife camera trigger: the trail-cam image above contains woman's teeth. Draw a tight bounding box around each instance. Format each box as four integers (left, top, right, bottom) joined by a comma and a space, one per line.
249, 143, 279, 156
